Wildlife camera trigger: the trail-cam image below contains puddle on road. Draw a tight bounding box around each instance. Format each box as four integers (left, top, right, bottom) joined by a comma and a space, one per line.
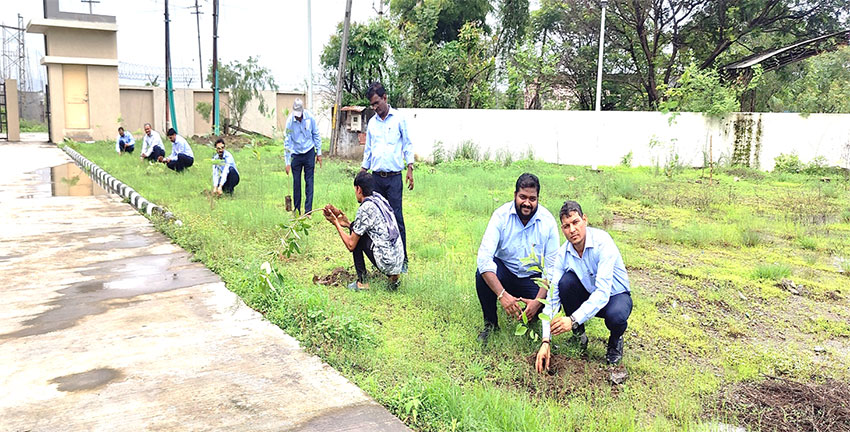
32, 162, 108, 197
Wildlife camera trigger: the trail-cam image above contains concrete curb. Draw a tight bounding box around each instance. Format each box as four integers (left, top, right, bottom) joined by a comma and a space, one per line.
61, 145, 176, 221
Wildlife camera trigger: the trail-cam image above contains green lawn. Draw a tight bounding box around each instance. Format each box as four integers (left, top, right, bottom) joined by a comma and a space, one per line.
70, 139, 850, 431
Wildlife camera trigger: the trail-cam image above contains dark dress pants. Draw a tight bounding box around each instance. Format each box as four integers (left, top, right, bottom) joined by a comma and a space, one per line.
475, 257, 542, 327
146, 146, 165, 161
373, 173, 407, 261
291, 148, 315, 213
167, 154, 194, 172
557, 270, 633, 341
222, 170, 240, 194
121, 143, 134, 154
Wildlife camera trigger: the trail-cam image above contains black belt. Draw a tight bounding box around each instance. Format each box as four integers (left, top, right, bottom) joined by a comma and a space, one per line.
374, 171, 401, 177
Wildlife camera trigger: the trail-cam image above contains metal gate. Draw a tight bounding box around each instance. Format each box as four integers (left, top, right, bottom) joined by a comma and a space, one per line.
0, 81, 7, 140
45, 84, 51, 142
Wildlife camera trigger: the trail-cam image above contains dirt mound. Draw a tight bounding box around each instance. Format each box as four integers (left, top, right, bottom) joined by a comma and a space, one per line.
719, 376, 850, 432
516, 354, 625, 399
313, 267, 354, 287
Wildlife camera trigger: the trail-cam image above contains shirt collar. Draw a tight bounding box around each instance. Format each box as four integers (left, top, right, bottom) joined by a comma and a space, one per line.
567, 227, 595, 257
508, 202, 540, 226
376, 106, 397, 122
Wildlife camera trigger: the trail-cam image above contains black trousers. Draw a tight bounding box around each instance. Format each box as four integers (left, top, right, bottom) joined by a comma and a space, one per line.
167, 154, 194, 172
353, 232, 378, 282
222, 170, 240, 194
145, 146, 165, 161
557, 270, 633, 341
475, 257, 542, 327
120, 144, 134, 154
373, 173, 406, 261
291, 148, 315, 213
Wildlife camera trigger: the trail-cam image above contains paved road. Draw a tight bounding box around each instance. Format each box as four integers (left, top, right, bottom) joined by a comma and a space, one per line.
0, 139, 409, 432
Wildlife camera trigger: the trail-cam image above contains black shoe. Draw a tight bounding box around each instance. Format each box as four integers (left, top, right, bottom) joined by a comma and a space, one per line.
477, 323, 498, 344
574, 323, 588, 351
606, 335, 624, 365
388, 279, 400, 291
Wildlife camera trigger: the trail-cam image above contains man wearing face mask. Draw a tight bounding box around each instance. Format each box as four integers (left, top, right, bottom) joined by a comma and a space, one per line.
475, 173, 560, 344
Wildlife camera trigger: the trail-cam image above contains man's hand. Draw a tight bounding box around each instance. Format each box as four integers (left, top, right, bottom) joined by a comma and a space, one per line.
550, 316, 573, 336
322, 207, 337, 224
499, 292, 523, 320
521, 298, 543, 320
215, 187, 223, 197
336, 212, 350, 228
317, 155, 323, 168
536, 342, 551, 373
159, 156, 166, 163
285, 165, 291, 176
406, 166, 414, 191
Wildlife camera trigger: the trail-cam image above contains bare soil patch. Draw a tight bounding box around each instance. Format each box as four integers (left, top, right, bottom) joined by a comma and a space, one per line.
313, 267, 354, 287
515, 354, 625, 399
718, 376, 850, 432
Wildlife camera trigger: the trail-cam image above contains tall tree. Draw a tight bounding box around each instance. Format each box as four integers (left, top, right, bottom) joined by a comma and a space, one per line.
320, 19, 396, 106
390, 0, 491, 42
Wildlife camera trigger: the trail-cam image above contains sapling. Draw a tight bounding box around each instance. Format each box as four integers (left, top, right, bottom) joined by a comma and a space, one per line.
514, 246, 567, 342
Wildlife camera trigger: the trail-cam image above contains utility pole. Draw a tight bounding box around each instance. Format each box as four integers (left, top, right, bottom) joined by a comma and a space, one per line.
191, 0, 204, 88
165, 0, 178, 132
373, 0, 386, 17
213, 0, 220, 135
307, 0, 313, 110
330, 0, 353, 155
594, 0, 608, 112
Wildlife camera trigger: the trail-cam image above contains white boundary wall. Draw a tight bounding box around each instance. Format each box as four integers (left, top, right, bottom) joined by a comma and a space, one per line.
400, 109, 850, 170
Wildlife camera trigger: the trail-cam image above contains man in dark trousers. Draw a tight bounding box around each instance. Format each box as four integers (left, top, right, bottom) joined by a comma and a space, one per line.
475, 173, 560, 344
161, 128, 194, 172
360, 82, 414, 273
536, 200, 633, 370
284, 98, 322, 214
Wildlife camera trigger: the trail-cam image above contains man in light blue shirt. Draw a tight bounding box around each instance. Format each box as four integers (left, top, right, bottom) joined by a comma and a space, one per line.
140, 123, 165, 162
163, 128, 194, 172
284, 98, 322, 214
360, 82, 414, 271
536, 200, 633, 370
475, 173, 560, 344
212, 138, 239, 196
116, 127, 135, 154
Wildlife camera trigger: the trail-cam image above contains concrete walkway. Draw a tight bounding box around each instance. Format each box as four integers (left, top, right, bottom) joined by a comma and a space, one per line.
0, 139, 410, 432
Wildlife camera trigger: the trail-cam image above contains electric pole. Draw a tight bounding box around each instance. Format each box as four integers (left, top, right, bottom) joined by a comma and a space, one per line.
165, 0, 178, 132
213, 0, 220, 135
330, 0, 353, 155
191, 0, 204, 88
307, 0, 313, 110
80, 0, 100, 14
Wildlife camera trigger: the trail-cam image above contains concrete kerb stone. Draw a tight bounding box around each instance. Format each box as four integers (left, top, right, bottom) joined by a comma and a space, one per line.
60, 145, 173, 222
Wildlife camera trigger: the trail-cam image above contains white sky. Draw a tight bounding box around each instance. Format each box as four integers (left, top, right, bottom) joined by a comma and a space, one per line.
0, 0, 387, 91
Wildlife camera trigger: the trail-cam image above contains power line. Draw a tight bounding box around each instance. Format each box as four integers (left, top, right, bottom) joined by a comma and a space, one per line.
118, 61, 196, 87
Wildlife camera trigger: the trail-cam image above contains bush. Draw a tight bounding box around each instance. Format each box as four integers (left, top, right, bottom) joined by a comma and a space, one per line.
773, 153, 804, 174
739, 227, 762, 247
797, 235, 818, 250
841, 208, 850, 223
453, 141, 480, 161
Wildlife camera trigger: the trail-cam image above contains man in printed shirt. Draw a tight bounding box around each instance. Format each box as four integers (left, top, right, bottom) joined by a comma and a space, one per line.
212, 138, 239, 196
475, 173, 560, 344
162, 128, 194, 172
360, 82, 414, 272
115, 127, 135, 154
284, 98, 322, 214
323, 171, 404, 291
139, 123, 165, 162
536, 200, 633, 370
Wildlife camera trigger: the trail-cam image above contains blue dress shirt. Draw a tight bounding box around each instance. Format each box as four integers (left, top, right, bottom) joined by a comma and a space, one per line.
542, 227, 631, 339
284, 110, 321, 165
477, 202, 560, 280
168, 135, 194, 159
362, 107, 414, 172
141, 130, 164, 156
212, 150, 238, 187
116, 132, 135, 153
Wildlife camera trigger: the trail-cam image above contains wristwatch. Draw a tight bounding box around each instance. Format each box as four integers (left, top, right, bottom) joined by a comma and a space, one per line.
570, 315, 580, 331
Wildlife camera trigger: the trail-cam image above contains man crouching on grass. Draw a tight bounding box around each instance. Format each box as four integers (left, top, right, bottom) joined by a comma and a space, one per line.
323, 171, 403, 291
536, 200, 633, 372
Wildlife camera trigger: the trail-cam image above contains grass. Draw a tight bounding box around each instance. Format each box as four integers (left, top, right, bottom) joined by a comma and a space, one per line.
19, 119, 47, 133
69, 139, 850, 431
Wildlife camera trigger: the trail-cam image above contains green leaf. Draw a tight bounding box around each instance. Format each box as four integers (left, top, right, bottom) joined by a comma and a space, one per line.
539, 313, 551, 322
521, 311, 528, 325
514, 324, 527, 336
538, 299, 550, 306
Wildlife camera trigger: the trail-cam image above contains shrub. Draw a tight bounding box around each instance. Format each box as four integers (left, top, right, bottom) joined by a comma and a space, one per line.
841, 208, 850, 223
453, 141, 480, 161
739, 227, 762, 247
773, 153, 803, 173
797, 236, 818, 250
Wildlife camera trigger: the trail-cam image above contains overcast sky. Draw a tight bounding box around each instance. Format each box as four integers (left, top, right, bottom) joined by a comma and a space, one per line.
0, 0, 387, 91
